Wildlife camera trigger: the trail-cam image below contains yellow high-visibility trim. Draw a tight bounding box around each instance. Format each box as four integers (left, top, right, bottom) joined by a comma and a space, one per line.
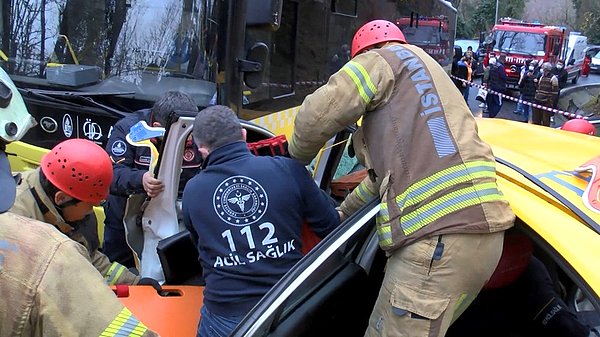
402, 182, 504, 235
350, 61, 377, 97
100, 307, 148, 337
379, 238, 393, 246
395, 161, 496, 208
342, 61, 377, 104
355, 180, 376, 203
343, 67, 369, 103
105, 263, 127, 286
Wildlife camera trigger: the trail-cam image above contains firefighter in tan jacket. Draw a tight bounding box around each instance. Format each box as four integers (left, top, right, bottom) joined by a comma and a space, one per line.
0, 68, 159, 336
289, 20, 515, 337
10, 138, 140, 286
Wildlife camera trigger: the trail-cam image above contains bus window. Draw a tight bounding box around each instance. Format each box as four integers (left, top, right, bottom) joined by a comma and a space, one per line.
244, 0, 297, 106
332, 0, 358, 17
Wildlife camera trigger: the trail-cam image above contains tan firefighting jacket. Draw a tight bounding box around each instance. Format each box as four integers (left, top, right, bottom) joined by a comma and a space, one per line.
9, 168, 139, 285
290, 43, 514, 253
0, 211, 158, 337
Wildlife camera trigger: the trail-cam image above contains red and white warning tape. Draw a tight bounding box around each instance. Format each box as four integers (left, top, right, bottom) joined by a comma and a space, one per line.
449, 75, 588, 120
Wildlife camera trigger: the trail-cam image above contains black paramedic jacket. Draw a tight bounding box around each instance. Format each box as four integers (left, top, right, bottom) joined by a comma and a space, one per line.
104, 109, 202, 232
182, 141, 340, 317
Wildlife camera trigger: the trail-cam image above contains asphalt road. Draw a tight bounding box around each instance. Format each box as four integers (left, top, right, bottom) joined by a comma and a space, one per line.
464, 72, 600, 123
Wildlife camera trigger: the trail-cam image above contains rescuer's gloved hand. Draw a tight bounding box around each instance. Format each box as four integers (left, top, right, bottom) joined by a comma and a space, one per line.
137, 277, 162, 293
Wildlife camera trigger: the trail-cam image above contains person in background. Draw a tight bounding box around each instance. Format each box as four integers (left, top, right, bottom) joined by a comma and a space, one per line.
479, 56, 496, 110
486, 53, 507, 118
462, 54, 473, 102
532, 62, 560, 127
552, 59, 569, 108
183, 105, 340, 337
289, 20, 514, 337
451, 46, 466, 95
514, 59, 532, 115
103, 91, 202, 268
517, 61, 538, 123
552, 59, 569, 90
0, 67, 159, 337
582, 55, 591, 78
454, 54, 470, 98
466, 46, 479, 77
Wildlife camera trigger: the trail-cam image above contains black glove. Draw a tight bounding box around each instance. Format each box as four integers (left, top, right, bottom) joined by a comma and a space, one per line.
138, 277, 162, 293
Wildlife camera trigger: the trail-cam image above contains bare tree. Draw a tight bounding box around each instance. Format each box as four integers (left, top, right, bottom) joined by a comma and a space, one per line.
111, 0, 184, 83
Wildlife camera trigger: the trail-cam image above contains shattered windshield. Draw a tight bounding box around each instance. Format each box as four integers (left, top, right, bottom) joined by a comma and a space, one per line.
492, 30, 546, 56
1, 0, 219, 105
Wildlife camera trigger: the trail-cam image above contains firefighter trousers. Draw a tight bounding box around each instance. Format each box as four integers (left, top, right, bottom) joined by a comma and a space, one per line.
364, 231, 504, 337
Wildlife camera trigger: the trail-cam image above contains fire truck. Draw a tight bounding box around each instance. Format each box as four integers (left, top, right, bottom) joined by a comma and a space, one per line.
396, 14, 452, 66
485, 18, 566, 89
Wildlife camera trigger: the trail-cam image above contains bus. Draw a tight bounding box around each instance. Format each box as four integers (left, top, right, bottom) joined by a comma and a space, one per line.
1, 0, 457, 169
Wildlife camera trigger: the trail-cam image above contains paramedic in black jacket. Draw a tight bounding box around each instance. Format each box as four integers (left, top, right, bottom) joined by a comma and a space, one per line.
103, 91, 202, 268
183, 105, 340, 337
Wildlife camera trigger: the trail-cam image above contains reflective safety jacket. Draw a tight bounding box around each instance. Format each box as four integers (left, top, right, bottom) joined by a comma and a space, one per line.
9, 169, 139, 285
0, 212, 158, 337
290, 43, 515, 253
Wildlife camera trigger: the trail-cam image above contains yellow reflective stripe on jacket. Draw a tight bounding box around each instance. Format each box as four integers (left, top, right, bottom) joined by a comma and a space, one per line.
105, 262, 127, 286
376, 161, 503, 246
355, 180, 377, 203
376, 161, 496, 224
342, 61, 377, 104
401, 181, 503, 235
376, 224, 393, 247
395, 161, 496, 211
100, 307, 148, 337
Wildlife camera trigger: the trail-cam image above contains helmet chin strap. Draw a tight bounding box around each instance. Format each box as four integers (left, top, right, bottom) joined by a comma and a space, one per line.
55, 198, 81, 210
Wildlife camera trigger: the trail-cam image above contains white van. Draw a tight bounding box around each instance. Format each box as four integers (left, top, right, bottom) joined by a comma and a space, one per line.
563, 32, 588, 84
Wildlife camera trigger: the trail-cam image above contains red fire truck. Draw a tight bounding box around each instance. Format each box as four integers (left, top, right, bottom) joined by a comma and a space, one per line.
485, 18, 566, 89
396, 15, 452, 66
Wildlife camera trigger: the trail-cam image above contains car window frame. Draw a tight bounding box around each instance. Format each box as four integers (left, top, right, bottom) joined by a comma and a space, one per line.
231, 198, 381, 337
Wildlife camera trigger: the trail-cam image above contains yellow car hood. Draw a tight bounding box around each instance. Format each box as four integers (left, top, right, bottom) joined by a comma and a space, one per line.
478, 118, 600, 296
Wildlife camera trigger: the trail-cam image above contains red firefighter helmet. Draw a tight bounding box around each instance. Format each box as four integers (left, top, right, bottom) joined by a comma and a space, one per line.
351, 20, 407, 58
560, 119, 596, 136
41, 139, 113, 204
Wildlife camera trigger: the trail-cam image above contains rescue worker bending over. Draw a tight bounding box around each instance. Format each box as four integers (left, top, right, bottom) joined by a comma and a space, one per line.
182, 105, 340, 337
104, 90, 202, 267
288, 20, 515, 337
0, 68, 159, 336
10, 138, 141, 285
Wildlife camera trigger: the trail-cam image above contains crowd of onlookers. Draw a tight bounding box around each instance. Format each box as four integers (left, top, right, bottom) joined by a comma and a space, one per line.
450, 46, 592, 127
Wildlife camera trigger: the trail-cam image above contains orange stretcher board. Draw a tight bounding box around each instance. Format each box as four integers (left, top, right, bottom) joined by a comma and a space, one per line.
116, 285, 204, 337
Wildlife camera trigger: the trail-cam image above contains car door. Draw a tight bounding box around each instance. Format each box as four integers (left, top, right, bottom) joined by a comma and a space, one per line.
231, 198, 384, 337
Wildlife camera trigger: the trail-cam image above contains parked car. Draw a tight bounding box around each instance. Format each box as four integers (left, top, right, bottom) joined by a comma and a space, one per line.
111, 112, 600, 337
591, 50, 600, 73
